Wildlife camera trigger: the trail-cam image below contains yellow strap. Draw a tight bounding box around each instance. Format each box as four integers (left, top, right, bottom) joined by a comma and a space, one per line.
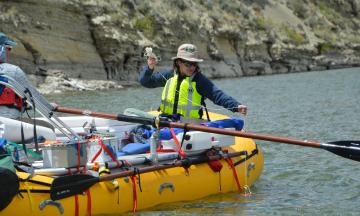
24, 182, 35, 216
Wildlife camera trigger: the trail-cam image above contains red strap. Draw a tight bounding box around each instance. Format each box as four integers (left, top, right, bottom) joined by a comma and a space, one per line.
225, 158, 241, 192
68, 168, 80, 216
97, 137, 120, 167
90, 147, 103, 163
74, 195, 79, 216
156, 149, 176, 153
76, 140, 81, 171
169, 128, 187, 158
130, 176, 137, 213
86, 190, 92, 216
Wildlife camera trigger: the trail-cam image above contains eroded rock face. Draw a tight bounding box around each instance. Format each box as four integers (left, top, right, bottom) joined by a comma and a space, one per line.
0, 0, 359, 93
0, 1, 105, 81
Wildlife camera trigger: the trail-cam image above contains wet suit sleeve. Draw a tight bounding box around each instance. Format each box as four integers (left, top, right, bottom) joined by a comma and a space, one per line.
195, 72, 241, 112
138, 65, 173, 88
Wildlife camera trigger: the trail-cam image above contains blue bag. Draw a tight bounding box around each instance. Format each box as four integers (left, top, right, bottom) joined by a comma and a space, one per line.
202, 118, 244, 131
120, 143, 150, 155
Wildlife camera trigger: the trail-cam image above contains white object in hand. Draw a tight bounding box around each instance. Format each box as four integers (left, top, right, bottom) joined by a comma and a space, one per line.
144, 47, 160, 61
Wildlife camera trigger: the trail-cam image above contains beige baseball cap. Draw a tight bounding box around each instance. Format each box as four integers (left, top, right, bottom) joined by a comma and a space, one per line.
171, 43, 203, 62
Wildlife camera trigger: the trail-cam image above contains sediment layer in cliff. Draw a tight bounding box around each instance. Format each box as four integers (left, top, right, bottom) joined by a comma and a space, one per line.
1, 0, 359, 93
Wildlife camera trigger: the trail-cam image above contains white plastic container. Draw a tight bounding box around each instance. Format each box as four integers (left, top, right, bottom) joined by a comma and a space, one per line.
87, 136, 120, 163
42, 141, 87, 168
160, 129, 235, 155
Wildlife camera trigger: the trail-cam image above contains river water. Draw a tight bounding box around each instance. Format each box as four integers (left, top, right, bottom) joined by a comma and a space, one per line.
47, 68, 360, 215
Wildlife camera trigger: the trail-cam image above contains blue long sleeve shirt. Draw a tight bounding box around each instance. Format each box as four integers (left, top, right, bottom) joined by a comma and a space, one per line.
139, 66, 241, 112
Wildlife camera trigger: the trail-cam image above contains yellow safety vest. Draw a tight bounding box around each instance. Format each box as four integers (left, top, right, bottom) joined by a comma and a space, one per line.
160, 73, 202, 119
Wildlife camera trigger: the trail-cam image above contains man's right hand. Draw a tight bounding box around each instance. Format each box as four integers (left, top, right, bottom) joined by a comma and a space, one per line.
238, 104, 247, 115
147, 57, 157, 70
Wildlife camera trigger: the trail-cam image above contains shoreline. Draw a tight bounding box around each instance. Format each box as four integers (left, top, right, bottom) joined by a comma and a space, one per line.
39, 66, 358, 95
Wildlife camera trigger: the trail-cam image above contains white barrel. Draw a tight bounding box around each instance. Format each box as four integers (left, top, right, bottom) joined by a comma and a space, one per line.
161, 129, 235, 155
0, 117, 56, 143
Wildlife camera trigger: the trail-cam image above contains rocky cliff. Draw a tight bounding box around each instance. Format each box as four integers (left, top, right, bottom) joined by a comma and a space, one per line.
1, 0, 359, 93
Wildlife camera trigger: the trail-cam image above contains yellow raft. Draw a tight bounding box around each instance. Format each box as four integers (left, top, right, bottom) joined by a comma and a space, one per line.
0, 113, 264, 215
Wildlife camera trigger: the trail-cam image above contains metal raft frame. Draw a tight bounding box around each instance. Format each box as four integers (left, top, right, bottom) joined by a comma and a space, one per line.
0, 74, 80, 140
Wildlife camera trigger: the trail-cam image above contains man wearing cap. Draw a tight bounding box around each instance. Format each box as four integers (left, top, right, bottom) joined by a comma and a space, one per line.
0, 32, 42, 119
139, 43, 247, 121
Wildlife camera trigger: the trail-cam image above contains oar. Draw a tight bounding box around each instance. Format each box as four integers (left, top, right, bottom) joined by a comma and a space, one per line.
54, 106, 360, 162
50, 151, 246, 200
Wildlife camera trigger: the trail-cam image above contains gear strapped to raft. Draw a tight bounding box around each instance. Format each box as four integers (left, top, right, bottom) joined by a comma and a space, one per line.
0, 154, 19, 211
0, 74, 81, 140
0, 86, 23, 110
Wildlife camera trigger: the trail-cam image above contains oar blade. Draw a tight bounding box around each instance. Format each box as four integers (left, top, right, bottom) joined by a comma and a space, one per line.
50, 174, 98, 200
323, 141, 360, 162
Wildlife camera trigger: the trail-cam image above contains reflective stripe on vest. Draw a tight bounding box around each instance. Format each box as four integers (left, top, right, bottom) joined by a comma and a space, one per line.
0, 87, 23, 110
160, 74, 202, 119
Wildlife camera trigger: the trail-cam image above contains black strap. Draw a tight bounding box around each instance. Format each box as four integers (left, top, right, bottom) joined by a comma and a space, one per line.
20, 97, 29, 159
180, 123, 189, 149
172, 75, 183, 114
133, 168, 142, 192
201, 98, 211, 121
24, 88, 39, 153
180, 158, 191, 168
0, 84, 4, 94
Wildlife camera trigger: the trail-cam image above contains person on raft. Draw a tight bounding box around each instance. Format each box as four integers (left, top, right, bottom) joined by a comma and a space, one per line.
139, 43, 247, 122
0, 32, 53, 120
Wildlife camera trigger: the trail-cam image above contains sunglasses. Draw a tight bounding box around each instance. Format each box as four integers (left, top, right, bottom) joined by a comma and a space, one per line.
180, 60, 197, 68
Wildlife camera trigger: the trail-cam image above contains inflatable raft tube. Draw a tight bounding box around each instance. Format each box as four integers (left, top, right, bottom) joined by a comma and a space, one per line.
0, 117, 56, 143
